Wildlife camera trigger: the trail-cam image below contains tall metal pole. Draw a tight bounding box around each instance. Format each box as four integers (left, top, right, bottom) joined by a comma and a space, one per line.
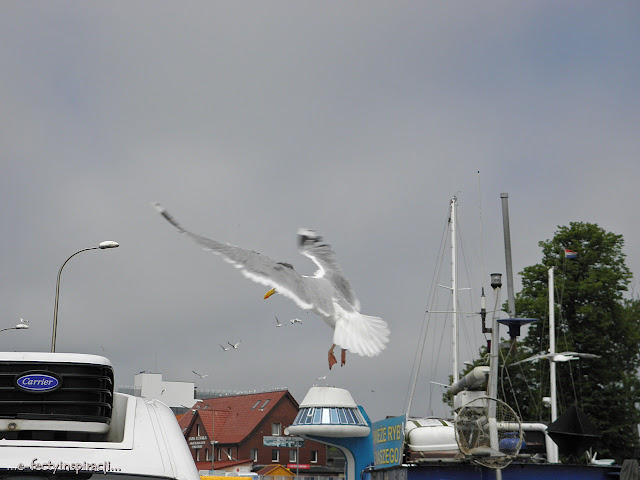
488, 281, 501, 401
489, 279, 503, 480
500, 193, 516, 317
451, 197, 459, 383
548, 267, 559, 463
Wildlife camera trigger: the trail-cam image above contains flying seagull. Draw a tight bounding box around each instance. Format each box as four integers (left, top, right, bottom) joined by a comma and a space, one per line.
290, 318, 302, 325
153, 203, 390, 369
219, 344, 231, 351
192, 370, 208, 379
275, 316, 284, 327
512, 351, 600, 366
228, 340, 242, 349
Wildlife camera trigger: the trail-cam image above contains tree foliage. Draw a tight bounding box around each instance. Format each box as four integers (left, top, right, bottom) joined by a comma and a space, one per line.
507, 222, 640, 461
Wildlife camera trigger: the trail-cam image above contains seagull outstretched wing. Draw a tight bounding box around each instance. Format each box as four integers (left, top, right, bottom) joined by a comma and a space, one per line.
153, 202, 390, 368
512, 350, 600, 366
298, 229, 360, 311
153, 203, 314, 311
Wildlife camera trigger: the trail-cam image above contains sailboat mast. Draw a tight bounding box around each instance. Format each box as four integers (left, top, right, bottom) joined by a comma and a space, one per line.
450, 197, 459, 383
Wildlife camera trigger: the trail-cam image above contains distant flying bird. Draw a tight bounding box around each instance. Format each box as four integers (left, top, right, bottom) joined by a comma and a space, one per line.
153, 203, 390, 369
290, 318, 302, 325
275, 316, 283, 327
219, 344, 231, 351
315, 375, 327, 381
228, 340, 242, 349
512, 351, 600, 366
192, 370, 208, 379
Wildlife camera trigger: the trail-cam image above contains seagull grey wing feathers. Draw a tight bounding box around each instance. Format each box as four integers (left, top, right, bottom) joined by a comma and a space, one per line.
297, 229, 361, 310
154, 203, 390, 363
558, 351, 600, 359
512, 351, 600, 366
511, 353, 547, 366
153, 203, 314, 310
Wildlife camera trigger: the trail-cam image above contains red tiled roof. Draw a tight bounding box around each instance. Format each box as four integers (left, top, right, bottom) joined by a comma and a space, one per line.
178, 408, 196, 433
193, 390, 294, 444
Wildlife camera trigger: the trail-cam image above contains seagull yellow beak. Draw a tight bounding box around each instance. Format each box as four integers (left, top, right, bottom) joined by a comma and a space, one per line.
264, 288, 277, 299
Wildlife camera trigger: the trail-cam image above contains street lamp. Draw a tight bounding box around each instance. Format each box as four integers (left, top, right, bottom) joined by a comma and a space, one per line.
1, 319, 30, 334
51, 240, 119, 353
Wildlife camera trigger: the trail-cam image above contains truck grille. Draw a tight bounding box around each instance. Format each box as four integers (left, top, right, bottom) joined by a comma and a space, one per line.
0, 358, 114, 427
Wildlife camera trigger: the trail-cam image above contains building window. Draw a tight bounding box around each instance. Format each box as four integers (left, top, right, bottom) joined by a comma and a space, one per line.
252, 400, 261, 409
272, 422, 282, 435
311, 450, 318, 463
289, 449, 297, 463
196, 449, 201, 461
197, 424, 201, 436
250, 448, 258, 462
294, 407, 367, 426
205, 448, 210, 461
272, 449, 279, 462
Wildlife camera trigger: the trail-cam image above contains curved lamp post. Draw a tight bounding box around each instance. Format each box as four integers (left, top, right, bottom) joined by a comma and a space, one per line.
51, 241, 119, 353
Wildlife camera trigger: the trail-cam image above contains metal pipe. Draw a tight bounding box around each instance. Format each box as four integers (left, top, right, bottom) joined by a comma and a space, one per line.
500, 193, 516, 317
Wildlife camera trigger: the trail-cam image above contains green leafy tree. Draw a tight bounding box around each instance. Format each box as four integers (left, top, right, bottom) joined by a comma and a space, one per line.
508, 222, 640, 461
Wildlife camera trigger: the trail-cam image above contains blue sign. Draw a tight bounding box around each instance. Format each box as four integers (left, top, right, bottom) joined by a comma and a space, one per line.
16, 373, 61, 392
372, 415, 405, 469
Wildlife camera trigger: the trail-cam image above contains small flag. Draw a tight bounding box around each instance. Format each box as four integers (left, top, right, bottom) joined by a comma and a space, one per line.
565, 249, 577, 259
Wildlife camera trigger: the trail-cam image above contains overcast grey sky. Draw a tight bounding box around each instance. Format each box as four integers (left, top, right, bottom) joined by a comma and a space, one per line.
2, 2, 639, 422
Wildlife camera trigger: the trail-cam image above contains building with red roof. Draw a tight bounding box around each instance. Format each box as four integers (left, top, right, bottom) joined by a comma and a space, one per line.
180, 389, 329, 473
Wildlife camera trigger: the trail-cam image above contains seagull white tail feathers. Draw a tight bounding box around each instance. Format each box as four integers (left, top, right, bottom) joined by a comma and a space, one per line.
333, 311, 390, 357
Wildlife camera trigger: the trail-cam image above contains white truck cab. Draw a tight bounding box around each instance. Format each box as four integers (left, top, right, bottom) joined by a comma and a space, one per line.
0, 352, 199, 480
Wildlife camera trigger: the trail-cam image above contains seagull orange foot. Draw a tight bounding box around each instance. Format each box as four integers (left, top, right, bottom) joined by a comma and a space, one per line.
328, 344, 338, 370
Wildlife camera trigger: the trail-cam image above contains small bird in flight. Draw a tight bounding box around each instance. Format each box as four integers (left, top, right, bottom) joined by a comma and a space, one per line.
219, 344, 231, 351
228, 340, 242, 349
275, 316, 283, 327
